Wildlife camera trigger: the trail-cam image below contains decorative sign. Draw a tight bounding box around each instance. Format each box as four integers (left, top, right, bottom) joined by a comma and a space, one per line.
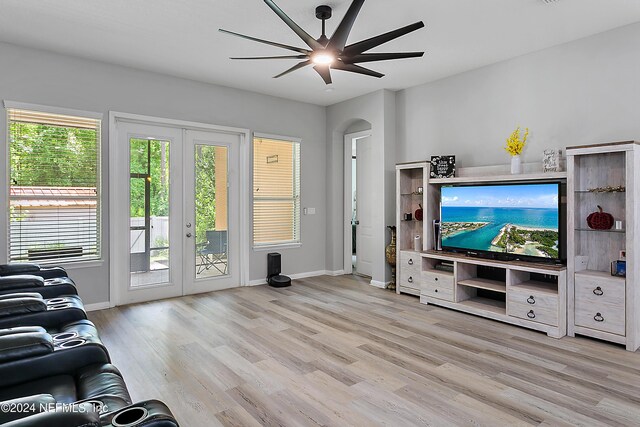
543, 148, 562, 172
430, 155, 456, 178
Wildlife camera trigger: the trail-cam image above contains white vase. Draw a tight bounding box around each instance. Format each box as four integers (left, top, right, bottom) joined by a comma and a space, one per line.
510, 155, 522, 174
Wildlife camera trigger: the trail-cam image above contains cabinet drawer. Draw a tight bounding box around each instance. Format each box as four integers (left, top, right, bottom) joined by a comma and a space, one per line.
399, 251, 420, 268
421, 271, 454, 301
508, 288, 558, 312
575, 274, 625, 335
508, 301, 558, 326
399, 268, 420, 289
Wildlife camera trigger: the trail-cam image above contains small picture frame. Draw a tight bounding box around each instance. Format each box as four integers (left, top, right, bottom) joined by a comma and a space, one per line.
417, 186, 423, 194
619, 250, 627, 260
430, 155, 456, 178
543, 149, 562, 173
611, 260, 626, 277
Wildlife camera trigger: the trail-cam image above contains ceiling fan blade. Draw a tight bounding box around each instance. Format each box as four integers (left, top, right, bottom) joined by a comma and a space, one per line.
263, 0, 323, 51
313, 65, 333, 85
273, 60, 312, 78
230, 55, 308, 60
332, 62, 384, 78
342, 22, 425, 56
327, 0, 365, 52
342, 51, 424, 64
219, 29, 311, 54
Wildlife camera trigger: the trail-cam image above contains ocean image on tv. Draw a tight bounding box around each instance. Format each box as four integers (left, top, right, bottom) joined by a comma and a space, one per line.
441, 184, 559, 258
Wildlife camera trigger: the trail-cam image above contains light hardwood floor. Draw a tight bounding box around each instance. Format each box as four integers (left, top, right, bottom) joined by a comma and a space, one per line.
90, 275, 640, 426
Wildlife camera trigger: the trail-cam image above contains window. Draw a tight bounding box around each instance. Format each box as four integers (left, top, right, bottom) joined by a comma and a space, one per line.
7, 107, 101, 263
253, 136, 300, 247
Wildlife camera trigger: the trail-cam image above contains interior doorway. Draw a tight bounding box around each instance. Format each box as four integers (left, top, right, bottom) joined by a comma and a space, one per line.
344, 130, 372, 277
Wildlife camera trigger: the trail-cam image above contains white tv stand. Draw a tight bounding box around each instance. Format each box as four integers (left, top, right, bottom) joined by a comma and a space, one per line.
420, 250, 567, 338
419, 164, 568, 338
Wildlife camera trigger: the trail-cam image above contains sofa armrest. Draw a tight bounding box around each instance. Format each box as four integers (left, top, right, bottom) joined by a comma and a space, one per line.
0, 331, 53, 363
0, 326, 46, 337
0, 297, 46, 318
0, 264, 41, 276
0, 293, 43, 301
2, 408, 100, 427
0, 395, 56, 424
0, 276, 45, 291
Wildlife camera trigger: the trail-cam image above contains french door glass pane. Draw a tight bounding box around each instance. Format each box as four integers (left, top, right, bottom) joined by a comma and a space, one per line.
195, 145, 228, 278
129, 138, 170, 288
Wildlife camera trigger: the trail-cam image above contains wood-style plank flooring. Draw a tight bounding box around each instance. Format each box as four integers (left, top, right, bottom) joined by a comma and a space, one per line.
90, 275, 640, 426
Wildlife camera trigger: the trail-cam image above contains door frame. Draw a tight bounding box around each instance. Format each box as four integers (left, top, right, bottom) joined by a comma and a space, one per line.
343, 130, 372, 275
108, 111, 250, 307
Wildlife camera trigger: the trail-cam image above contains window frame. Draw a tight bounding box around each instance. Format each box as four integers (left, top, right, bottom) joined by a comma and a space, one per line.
4, 100, 103, 266
251, 132, 301, 250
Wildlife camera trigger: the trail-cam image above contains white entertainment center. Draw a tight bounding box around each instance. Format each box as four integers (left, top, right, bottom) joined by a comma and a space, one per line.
396, 141, 638, 350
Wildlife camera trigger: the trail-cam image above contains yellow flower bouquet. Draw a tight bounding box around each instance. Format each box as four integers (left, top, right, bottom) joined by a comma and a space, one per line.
505, 126, 529, 156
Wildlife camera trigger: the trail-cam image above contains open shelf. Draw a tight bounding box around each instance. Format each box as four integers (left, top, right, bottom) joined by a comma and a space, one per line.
574, 228, 625, 233
458, 297, 506, 315
574, 190, 625, 194
510, 280, 558, 295
428, 171, 567, 185
458, 278, 506, 293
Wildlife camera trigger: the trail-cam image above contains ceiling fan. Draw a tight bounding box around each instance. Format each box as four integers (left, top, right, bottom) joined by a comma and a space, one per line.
219, 0, 425, 84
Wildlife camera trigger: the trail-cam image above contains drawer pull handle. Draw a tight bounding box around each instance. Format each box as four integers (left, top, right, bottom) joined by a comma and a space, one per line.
593, 287, 604, 296
527, 310, 536, 319
434, 289, 438, 293
527, 296, 535, 305
434, 277, 438, 282
408, 276, 413, 283
594, 313, 604, 322
408, 259, 414, 265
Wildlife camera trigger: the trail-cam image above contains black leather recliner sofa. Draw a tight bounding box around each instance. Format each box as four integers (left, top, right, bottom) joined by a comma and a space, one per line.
0, 263, 68, 280
0, 275, 78, 299
0, 292, 87, 329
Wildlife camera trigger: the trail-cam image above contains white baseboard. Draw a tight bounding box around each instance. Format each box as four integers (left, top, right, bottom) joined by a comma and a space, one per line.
246, 269, 347, 286
369, 280, 389, 289
85, 302, 111, 312
325, 269, 346, 276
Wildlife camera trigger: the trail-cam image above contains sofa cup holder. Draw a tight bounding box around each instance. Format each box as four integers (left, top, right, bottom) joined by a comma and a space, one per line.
53, 331, 78, 342
47, 297, 68, 305
57, 338, 86, 349
48, 303, 73, 310
112, 407, 149, 427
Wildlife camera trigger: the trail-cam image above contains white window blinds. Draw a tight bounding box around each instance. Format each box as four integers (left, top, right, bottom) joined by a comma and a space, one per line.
8, 108, 101, 263
253, 136, 300, 246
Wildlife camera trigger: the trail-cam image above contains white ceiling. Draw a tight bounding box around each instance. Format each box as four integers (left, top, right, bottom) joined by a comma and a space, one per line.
1, 0, 639, 106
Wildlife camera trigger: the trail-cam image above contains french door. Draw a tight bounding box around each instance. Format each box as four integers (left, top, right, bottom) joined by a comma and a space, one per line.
112, 120, 241, 305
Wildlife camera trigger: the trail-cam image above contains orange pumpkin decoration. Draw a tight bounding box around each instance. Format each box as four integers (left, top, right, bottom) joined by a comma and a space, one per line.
587, 205, 614, 230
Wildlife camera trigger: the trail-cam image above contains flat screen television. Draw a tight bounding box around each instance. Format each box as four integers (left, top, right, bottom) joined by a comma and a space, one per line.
440, 182, 564, 263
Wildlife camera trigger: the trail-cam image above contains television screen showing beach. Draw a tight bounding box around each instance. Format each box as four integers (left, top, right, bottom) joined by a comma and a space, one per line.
441, 184, 559, 258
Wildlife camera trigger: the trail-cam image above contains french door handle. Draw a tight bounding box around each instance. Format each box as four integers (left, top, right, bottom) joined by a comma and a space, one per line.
186, 223, 192, 228
186, 233, 192, 238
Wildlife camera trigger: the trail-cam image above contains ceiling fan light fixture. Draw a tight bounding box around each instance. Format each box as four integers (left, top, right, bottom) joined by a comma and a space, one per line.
311, 51, 335, 65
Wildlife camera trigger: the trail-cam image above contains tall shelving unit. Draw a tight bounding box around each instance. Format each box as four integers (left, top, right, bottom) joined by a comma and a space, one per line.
567, 141, 639, 351
395, 161, 428, 296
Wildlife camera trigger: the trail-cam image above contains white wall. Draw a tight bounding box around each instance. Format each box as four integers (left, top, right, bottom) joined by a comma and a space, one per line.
396, 23, 640, 167
0, 41, 326, 304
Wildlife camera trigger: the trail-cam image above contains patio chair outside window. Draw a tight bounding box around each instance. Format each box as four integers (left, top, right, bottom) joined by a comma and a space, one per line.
197, 230, 228, 275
